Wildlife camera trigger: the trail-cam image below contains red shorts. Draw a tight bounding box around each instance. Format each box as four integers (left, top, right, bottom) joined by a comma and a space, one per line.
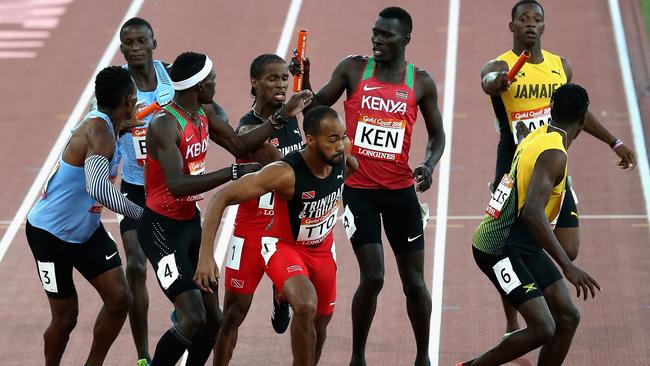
263, 239, 337, 316
223, 233, 266, 295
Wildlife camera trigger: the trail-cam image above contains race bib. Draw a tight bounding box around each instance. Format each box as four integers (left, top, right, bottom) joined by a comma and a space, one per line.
297, 206, 338, 245
260, 236, 278, 266
37, 261, 58, 293
486, 174, 513, 219
225, 236, 244, 270
258, 192, 274, 215
156, 253, 179, 290
131, 127, 147, 166
511, 105, 551, 144
353, 115, 405, 161
188, 160, 205, 176
492, 257, 521, 295
342, 205, 357, 240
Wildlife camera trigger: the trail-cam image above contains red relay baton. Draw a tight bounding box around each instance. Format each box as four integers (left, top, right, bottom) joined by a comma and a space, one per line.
293, 30, 308, 92
136, 101, 161, 120
506, 50, 531, 81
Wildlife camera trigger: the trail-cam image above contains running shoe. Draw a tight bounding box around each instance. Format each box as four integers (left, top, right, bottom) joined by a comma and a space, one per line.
136, 359, 149, 366
271, 284, 291, 334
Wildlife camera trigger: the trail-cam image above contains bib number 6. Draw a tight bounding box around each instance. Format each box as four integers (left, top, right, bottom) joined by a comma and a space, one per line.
492, 257, 521, 295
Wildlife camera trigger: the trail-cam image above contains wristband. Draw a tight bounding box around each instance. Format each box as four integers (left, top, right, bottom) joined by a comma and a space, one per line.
269, 111, 288, 130
231, 164, 239, 180
610, 138, 623, 150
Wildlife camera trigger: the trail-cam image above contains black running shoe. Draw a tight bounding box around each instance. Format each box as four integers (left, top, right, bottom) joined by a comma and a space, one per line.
271, 285, 291, 334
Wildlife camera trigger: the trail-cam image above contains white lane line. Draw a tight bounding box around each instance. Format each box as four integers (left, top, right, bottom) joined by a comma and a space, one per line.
429, 0, 460, 365
0, 0, 146, 263
275, 0, 303, 58
607, 0, 650, 227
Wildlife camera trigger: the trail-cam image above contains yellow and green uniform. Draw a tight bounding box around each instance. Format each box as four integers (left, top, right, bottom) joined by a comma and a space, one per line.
473, 125, 567, 255
491, 49, 567, 145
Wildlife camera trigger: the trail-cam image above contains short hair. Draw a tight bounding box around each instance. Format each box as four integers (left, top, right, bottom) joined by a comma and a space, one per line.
550, 83, 590, 124
120, 17, 154, 38
95, 66, 134, 109
511, 0, 544, 20
250, 54, 286, 97
170, 52, 208, 82
378, 6, 413, 35
303, 106, 339, 136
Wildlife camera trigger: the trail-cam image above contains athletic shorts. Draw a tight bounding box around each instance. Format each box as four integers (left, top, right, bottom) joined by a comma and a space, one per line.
342, 185, 425, 253
25, 220, 122, 299
137, 207, 202, 301
555, 176, 579, 229
473, 246, 563, 308
118, 181, 145, 233
223, 232, 266, 295
263, 239, 337, 316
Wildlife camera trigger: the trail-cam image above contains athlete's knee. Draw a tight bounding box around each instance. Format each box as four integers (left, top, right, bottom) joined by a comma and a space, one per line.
555, 304, 580, 333
530, 318, 556, 346
222, 303, 247, 329
51, 306, 79, 335
177, 308, 207, 340
104, 286, 133, 315
359, 273, 384, 295
402, 279, 429, 299
125, 257, 147, 280
565, 246, 579, 261
291, 296, 318, 320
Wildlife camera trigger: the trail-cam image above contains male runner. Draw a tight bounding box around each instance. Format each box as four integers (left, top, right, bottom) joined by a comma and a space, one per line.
196, 106, 355, 366
213, 54, 304, 366
138, 51, 312, 365
291, 7, 445, 366
461, 83, 601, 366
480, 0, 635, 336
26, 66, 142, 366
117, 18, 229, 365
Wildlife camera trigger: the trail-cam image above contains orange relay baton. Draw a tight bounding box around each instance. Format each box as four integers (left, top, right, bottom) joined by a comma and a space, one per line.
506, 50, 531, 81
136, 101, 161, 120
293, 30, 308, 92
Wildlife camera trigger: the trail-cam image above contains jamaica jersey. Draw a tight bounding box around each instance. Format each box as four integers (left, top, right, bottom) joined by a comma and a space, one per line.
472, 125, 567, 255
491, 49, 567, 144
344, 56, 418, 190
270, 151, 345, 247
145, 104, 209, 220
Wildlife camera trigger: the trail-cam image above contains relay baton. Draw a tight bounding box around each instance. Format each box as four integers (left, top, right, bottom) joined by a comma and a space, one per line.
293, 30, 309, 92
506, 50, 531, 81
136, 101, 161, 120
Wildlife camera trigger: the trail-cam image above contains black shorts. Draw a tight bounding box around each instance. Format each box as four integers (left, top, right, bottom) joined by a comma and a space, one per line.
473, 246, 563, 308
555, 176, 579, 229
137, 207, 202, 301
25, 221, 122, 299
342, 185, 425, 254
119, 181, 145, 233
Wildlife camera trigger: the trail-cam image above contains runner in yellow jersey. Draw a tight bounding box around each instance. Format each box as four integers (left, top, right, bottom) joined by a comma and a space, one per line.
480, 0, 635, 336
460, 83, 600, 366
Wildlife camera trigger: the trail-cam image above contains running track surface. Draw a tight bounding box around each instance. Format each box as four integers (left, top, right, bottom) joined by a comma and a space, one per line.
0, 1, 648, 365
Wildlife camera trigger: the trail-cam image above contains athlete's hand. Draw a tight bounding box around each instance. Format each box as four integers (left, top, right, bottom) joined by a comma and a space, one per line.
289, 48, 310, 78
413, 163, 433, 192
563, 263, 601, 301
280, 90, 313, 118
613, 143, 636, 170
492, 71, 512, 93
119, 101, 146, 136
194, 252, 220, 293
514, 121, 531, 142
237, 162, 263, 178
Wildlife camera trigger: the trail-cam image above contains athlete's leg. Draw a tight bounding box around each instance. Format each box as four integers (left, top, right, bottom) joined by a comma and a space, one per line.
121, 228, 151, 361
44, 296, 79, 366
463, 297, 555, 366
536, 280, 580, 366
314, 314, 333, 364
554, 180, 580, 261
280, 275, 318, 366
395, 249, 431, 366
85, 266, 133, 365
213, 291, 254, 366
500, 296, 521, 335
349, 244, 384, 366
554, 227, 580, 261
186, 291, 221, 365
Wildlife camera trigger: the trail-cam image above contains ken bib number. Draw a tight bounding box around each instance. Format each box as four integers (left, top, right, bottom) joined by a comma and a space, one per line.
486, 174, 513, 219
353, 115, 405, 161
511, 105, 551, 144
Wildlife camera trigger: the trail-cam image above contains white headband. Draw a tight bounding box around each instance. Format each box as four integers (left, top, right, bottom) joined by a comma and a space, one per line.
172, 56, 213, 91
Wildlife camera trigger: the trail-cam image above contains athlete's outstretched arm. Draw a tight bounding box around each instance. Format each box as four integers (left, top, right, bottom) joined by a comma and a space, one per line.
204, 90, 313, 158
147, 112, 258, 198
521, 150, 600, 300
480, 59, 512, 96
414, 70, 445, 192
194, 162, 295, 292
561, 57, 635, 169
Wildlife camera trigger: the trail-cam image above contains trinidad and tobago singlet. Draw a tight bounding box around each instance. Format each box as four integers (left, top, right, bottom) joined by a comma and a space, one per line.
491, 49, 567, 145
233, 110, 304, 236
270, 151, 345, 247
343, 56, 418, 190
145, 104, 209, 220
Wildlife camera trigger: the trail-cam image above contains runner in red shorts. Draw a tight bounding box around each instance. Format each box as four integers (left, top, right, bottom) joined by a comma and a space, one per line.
196, 106, 357, 366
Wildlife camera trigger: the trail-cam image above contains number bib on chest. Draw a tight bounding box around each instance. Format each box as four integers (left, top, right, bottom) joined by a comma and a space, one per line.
511, 105, 551, 144
132, 127, 147, 166
352, 115, 405, 161
486, 174, 513, 219
297, 206, 338, 246
181, 159, 205, 202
